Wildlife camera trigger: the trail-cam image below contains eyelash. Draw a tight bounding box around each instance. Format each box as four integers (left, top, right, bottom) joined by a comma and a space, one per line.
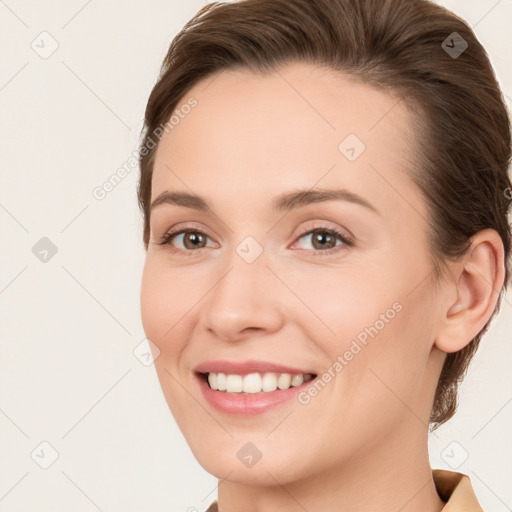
155, 223, 354, 257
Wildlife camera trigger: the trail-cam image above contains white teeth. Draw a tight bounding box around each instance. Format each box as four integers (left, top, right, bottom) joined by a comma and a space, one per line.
291, 374, 304, 387
205, 372, 314, 393
225, 374, 243, 393
216, 372, 227, 391
262, 372, 277, 392
242, 373, 262, 393
277, 373, 292, 389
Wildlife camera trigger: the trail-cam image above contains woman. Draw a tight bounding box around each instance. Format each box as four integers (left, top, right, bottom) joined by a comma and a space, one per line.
138, 0, 511, 510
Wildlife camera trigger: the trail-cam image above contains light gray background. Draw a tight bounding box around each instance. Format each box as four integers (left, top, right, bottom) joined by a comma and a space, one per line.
1, 1, 511, 510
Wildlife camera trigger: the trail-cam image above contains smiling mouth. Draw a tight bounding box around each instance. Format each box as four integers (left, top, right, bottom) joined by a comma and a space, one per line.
198, 371, 317, 394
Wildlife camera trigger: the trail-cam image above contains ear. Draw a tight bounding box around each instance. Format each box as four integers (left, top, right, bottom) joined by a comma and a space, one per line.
434, 228, 506, 353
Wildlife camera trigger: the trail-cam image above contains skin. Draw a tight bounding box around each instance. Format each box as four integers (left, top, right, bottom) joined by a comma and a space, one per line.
140, 62, 504, 512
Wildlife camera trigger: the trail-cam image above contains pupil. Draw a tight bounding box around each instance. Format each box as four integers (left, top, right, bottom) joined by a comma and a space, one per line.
314, 231, 334, 249
187, 232, 203, 248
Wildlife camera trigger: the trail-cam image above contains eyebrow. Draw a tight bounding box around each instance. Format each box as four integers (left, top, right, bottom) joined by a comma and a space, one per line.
150, 187, 380, 215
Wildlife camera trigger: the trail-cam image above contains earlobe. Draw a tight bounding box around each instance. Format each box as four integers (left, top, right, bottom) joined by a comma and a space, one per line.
434, 229, 505, 354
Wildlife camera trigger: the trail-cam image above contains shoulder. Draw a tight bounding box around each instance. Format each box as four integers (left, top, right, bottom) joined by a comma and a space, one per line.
203, 473, 483, 512
433, 469, 484, 511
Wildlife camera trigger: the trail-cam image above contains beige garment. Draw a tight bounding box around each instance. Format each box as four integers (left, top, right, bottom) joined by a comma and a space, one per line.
204, 469, 483, 511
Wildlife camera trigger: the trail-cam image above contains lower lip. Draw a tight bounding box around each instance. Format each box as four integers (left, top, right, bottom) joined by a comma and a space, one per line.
195, 373, 316, 416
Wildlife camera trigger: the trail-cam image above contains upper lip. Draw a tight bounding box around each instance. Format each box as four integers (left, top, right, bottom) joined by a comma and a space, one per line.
194, 359, 317, 376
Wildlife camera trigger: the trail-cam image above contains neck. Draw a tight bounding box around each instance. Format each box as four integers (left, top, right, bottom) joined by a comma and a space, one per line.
216, 421, 445, 512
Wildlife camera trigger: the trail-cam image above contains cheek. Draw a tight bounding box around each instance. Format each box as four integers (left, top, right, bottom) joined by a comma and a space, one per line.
139, 257, 193, 357
140, 258, 201, 421
332, 286, 435, 427
140, 262, 165, 344
140, 264, 176, 398
287, 265, 397, 351
301, 263, 434, 411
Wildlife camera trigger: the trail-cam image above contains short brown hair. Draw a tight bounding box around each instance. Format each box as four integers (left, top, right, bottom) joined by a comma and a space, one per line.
137, 0, 512, 429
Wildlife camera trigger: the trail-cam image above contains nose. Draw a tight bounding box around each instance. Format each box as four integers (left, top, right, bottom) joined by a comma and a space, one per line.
199, 251, 285, 343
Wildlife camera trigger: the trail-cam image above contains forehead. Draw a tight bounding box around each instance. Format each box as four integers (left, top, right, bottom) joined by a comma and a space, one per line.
151, 62, 425, 220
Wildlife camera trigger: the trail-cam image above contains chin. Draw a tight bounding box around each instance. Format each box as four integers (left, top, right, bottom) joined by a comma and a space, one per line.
188, 436, 313, 486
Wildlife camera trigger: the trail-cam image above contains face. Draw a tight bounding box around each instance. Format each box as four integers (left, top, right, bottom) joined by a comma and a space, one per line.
140, 62, 445, 485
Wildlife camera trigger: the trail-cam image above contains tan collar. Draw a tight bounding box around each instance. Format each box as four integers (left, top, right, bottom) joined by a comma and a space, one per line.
434, 469, 483, 511
205, 469, 483, 512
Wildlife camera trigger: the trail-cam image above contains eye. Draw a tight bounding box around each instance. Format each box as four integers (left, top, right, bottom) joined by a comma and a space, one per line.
154, 223, 354, 257
155, 225, 216, 254
292, 225, 353, 256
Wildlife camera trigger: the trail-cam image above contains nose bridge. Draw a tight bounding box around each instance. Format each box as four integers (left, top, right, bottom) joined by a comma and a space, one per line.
200, 237, 284, 340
